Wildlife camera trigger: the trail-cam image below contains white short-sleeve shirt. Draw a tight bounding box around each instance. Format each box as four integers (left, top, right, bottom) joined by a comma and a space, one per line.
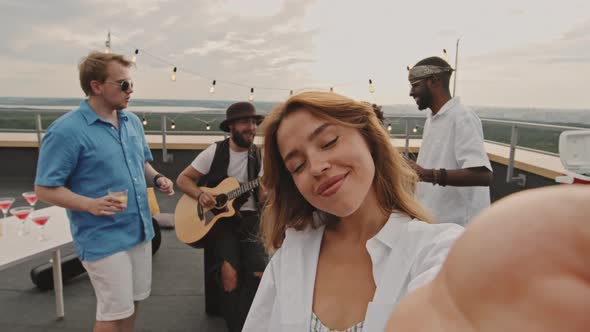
191, 143, 263, 211
416, 97, 492, 226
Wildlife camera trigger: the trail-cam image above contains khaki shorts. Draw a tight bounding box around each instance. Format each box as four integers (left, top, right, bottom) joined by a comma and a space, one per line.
82, 241, 152, 321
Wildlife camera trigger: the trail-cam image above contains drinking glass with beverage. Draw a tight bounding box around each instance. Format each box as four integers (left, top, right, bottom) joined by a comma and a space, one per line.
0, 197, 15, 237
10, 206, 33, 237
22, 191, 38, 208
0, 197, 15, 221
108, 188, 128, 211
31, 214, 50, 242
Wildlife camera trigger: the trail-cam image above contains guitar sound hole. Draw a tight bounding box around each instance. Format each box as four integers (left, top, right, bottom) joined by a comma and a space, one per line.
215, 194, 228, 208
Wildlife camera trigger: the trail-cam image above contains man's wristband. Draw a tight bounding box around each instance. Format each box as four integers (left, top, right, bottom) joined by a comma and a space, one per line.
439, 168, 448, 186
153, 174, 164, 188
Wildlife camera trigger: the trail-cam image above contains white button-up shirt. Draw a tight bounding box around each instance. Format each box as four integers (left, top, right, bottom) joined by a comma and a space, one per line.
243, 213, 463, 331
416, 97, 492, 226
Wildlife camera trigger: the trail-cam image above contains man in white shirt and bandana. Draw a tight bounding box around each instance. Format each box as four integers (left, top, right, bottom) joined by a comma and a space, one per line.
406, 56, 492, 226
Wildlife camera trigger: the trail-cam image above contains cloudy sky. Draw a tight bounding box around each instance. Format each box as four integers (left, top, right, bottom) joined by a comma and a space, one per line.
0, 0, 588, 108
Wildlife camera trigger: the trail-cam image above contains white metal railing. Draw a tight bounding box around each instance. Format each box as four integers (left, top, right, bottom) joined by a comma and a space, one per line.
1, 112, 588, 186
481, 119, 584, 186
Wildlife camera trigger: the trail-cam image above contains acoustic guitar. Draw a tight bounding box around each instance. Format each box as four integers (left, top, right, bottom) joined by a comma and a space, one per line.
174, 177, 260, 246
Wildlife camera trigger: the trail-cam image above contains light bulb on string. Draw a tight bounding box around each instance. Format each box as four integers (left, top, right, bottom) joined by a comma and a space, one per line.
209, 80, 216, 94
131, 49, 139, 63
142, 115, 147, 126
248, 88, 254, 102
171, 120, 176, 130
206, 123, 211, 131
387, 123, 392, 132
443, 49, 449, 62
104, 31, 111, 53
171, 67, 177, 81
369, 79, 375, 93
413, 126, 418, 133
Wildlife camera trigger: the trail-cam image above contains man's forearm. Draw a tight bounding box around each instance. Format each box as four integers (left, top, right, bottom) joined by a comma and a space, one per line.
176, 174, 202, 201
144, 162, 160, 185
444, 168, 492, 186
419, 168, 492, 187
35, 185, 92, 212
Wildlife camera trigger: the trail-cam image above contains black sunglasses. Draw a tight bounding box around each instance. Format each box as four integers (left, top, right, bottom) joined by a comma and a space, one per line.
106, 80, 133, 92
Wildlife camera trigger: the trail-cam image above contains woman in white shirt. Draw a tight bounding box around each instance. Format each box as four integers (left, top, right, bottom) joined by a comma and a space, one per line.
243, 91, 464, 331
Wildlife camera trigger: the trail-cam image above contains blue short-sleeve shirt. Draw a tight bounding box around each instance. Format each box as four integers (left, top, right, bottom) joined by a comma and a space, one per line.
35, 100, 154, 261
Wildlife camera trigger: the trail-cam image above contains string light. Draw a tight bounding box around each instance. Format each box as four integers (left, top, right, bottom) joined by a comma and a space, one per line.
369, 79, 375, 93
142, 115, 147, 126
104, 31, 391, 96
206, 123, 211, 131
104, 31, 111, 53
248, 88, 254, 102
131, 49, 139, 63
443, 49, 449, 62
171, 120, 176, 130
387, 123, 392, 132
413, 126, 418, 133
171, 67, 177, 81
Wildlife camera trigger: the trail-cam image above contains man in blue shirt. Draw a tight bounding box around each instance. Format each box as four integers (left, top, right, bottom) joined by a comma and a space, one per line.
35, 51, 174, 332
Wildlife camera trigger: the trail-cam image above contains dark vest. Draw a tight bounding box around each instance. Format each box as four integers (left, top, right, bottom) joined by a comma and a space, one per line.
197, 138, 262, 211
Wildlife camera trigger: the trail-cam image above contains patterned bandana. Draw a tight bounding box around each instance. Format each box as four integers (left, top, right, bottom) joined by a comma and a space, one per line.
408, 65, 454, 83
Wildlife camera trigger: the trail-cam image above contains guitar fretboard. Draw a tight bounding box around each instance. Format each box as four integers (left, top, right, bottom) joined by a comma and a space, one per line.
227, 178, 260, 200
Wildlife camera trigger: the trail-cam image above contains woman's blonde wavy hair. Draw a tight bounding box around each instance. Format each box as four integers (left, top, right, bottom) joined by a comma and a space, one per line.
260, 91, 431, 253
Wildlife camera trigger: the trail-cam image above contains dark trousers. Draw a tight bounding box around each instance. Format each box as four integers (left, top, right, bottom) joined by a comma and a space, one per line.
205, 210, 268, 332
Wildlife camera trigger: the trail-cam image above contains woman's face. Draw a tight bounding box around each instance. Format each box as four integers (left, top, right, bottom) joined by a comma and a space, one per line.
276, 108, 375, 217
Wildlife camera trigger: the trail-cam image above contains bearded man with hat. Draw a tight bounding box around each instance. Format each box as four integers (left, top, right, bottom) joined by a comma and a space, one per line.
177, 101, 268, 332
406, 56, 492, 226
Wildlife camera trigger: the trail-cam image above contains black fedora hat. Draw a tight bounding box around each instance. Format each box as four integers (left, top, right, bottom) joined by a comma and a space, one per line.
219, 102, 264, 132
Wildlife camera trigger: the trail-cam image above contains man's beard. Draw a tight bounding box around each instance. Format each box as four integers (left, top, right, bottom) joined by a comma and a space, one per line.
416, 90, 433, 111
232, 130, 254, 148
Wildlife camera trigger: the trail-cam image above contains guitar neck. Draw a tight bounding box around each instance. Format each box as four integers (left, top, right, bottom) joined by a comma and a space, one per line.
227, 178, 260, 200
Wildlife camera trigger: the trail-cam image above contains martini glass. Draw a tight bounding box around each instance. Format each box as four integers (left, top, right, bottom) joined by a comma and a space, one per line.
31, 214, 50, 242
22, 191, 38, 209
22, 192, 38, 236
0, 197, 16, 237
0, 197, 15, 221
10, 206, 33, 237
